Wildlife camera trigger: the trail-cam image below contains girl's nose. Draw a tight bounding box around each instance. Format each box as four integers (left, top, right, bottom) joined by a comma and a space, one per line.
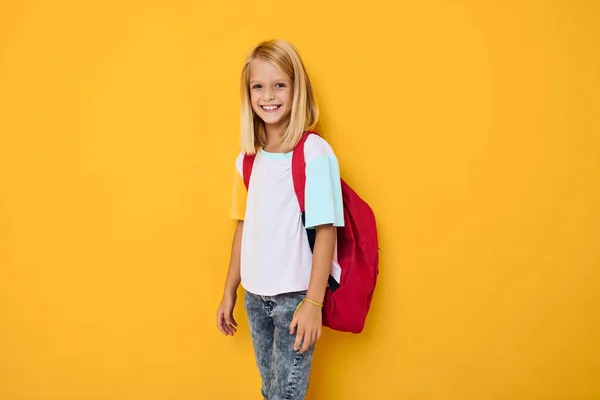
262, 90, 275, 101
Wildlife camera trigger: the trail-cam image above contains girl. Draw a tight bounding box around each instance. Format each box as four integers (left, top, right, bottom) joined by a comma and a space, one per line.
216, 39, 344, 400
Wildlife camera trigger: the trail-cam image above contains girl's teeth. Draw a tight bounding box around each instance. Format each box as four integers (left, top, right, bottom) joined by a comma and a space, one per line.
263, 105, 279, 110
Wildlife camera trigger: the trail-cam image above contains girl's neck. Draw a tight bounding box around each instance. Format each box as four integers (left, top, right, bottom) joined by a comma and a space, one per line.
263, 123, 287, 153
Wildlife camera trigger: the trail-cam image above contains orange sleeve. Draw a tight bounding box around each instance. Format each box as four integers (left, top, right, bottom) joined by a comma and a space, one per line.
229, 168, 247, 220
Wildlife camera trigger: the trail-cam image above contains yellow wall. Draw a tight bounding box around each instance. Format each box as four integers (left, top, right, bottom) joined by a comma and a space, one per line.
1, 1, 599, 399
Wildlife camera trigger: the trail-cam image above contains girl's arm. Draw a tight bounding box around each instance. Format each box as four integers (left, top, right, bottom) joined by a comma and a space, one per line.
217, 220, 244, 336
306, 224, 336, 304
224, 220, 244, 295
291, 223, 336, 352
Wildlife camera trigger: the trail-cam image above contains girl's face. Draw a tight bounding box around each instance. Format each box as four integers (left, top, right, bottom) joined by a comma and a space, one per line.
248, 59, 294, 132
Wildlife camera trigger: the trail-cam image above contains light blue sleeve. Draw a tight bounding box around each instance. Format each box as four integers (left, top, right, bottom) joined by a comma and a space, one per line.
305, 155, 345, 229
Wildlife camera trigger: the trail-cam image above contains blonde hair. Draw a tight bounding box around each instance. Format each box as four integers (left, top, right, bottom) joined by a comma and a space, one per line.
240, 39, 319, 154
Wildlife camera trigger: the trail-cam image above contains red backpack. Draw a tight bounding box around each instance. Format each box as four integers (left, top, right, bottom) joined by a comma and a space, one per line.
243, 131, 379, 333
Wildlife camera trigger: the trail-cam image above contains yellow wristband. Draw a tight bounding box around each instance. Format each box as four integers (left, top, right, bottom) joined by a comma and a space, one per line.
304, 297, 323, 308
293, 297, 324, 317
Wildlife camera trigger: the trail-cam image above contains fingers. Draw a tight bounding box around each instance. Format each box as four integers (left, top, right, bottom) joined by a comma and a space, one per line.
291, 313, 322, 353
300, 330, 315, 353
299, 327, 323, 353
217, 311, 228, 335
298, 329, 320, 353
225, 317, 237, 335
217, 310, 237, 336
293, 327, 305, 351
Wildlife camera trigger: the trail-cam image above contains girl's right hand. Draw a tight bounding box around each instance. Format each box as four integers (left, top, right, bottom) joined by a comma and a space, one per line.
217, 292, 238, 336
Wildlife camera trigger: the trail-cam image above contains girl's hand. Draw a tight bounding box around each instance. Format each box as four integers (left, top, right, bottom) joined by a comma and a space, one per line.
217, 292, 238, 336
289, 301, 322, 353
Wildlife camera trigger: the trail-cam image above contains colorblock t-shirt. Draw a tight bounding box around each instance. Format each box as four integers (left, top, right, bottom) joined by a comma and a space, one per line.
229, 135, 344, 296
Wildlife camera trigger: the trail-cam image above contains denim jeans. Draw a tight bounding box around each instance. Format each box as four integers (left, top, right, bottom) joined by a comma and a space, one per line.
245, 290, 315, 400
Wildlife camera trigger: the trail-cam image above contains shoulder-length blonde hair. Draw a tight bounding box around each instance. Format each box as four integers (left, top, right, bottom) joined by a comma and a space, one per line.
240, 39, 319, 154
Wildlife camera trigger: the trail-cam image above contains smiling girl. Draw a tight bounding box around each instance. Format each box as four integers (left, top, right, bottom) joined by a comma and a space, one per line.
217, 39, 344, 400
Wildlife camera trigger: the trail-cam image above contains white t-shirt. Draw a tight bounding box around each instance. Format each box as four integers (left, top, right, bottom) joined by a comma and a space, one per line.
229, 135, 345, 296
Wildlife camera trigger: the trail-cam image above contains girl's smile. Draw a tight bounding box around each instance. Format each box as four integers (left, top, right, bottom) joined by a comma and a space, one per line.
260, 104, 282, 112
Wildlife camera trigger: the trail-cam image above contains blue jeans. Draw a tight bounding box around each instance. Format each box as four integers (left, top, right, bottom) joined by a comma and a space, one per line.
245, 290, 315, 400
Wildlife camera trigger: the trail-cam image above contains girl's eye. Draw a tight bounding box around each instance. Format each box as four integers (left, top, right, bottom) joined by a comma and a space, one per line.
275, 83, 286, 88
251, 84, 262, 90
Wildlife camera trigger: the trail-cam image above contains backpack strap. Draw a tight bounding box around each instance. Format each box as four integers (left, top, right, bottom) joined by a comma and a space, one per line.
242, 153, 256, 189
292, 131, 340, 291
291, 131, 319, 211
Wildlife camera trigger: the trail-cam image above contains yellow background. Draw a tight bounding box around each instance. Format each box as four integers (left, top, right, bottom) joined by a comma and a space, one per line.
1, 1, 599, 399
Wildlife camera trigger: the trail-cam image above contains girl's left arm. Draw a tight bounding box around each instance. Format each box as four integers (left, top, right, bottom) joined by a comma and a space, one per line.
290, 223, 336, 353
307, 224, 336, 304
